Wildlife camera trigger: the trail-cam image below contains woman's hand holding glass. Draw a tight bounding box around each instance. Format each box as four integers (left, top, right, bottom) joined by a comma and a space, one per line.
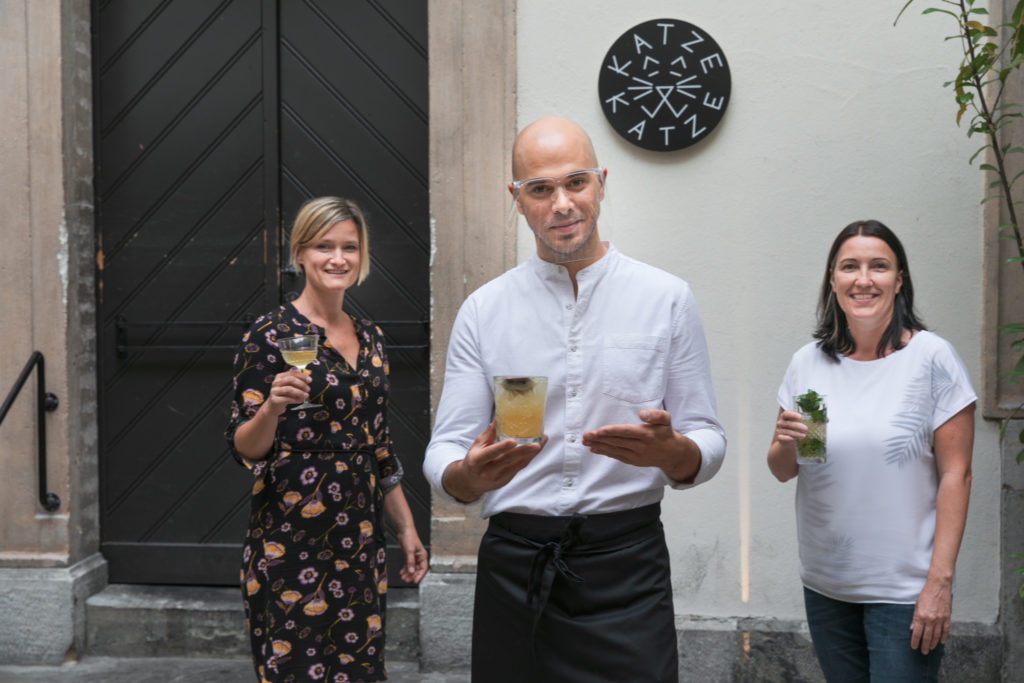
767, 408, 809, 483
278, 334, 322, 409
263, 367, 313, 416
774, 410, 808, 444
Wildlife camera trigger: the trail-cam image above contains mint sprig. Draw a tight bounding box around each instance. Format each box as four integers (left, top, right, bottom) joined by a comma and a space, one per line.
795, 389, 826, 423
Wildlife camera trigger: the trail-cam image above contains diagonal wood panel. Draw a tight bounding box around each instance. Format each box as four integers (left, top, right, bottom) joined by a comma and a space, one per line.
95, 0, 430, 585
279, 0, 431, 553
96, 0, 279, 582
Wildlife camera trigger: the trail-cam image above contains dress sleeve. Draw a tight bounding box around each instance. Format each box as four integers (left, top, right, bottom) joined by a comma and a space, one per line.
369, 323, 404, 493
224, 314, 281, 472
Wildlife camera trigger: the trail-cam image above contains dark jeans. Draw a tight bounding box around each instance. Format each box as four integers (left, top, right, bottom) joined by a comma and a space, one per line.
803, 587, 943, 682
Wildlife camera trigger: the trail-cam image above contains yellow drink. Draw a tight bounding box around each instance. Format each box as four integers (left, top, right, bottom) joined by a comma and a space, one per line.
277, 334, 322, 410
494, 376, 547, 443
281, 349, 317, 368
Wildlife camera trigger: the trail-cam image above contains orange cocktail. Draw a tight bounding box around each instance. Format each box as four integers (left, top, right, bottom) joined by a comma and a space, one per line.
493, 376, 547, 444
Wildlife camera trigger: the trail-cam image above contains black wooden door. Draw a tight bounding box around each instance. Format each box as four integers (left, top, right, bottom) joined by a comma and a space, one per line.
93, 0, 429, 586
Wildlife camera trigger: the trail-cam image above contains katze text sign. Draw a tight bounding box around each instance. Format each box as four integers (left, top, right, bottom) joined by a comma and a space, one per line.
599, 19, 731, 151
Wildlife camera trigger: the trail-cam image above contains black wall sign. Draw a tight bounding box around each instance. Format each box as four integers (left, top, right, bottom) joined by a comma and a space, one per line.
599, 19, 731, 151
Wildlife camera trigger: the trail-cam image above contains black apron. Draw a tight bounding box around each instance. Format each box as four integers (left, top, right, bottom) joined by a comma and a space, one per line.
471, 503, 678, 683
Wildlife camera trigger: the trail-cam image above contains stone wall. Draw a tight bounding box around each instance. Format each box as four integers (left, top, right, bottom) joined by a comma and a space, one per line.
0, 0, 101, 665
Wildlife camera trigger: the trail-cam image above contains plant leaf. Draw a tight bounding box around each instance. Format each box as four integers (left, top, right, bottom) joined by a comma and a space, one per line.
923, 7, 960, 19
894, 0, 916, 26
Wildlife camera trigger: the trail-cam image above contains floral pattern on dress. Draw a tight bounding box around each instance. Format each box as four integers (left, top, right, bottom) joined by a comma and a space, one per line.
226, 302, 403, 683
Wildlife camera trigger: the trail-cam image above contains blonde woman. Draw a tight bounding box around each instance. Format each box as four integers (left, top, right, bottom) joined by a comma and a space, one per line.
227, 196, 427, 682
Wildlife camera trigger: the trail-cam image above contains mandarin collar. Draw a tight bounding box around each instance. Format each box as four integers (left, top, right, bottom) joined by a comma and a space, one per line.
528, 242, 618, 282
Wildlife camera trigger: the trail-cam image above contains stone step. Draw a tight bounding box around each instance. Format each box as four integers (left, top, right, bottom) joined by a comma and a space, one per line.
84, 585, 420, 662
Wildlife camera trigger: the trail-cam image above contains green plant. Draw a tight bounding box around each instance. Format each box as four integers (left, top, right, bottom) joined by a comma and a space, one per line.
896, 1, 1024, 252
897, 1, 1024, 447
794, 389, 826, 421
897, 0, 1024, 613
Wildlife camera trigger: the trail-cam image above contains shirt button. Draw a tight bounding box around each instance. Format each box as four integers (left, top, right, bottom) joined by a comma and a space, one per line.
568, 389, 577, 398
564, 478, 575, 488
565, 303, 574, 311
569, 345, 578, 352
566, 434, 576, 443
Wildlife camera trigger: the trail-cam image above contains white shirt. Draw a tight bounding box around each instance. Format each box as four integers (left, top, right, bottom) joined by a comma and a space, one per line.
777, 331, 976, 603
424, 244, 726, 517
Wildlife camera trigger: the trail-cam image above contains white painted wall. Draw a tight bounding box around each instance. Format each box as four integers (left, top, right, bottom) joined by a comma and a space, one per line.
516, 0, 998, 624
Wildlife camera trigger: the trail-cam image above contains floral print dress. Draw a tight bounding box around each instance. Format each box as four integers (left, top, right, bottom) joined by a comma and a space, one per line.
226, 303, 404, 683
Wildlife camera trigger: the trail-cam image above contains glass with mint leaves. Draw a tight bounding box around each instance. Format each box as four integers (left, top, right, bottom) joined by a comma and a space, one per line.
793, 390, 827, 464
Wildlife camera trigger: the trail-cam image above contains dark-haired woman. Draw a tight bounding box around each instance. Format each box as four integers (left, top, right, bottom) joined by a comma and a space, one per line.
767, 220, 975, 681
226, 196, 428, 682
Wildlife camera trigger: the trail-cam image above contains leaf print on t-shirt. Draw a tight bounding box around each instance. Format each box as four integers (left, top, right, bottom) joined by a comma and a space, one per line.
929, 357, 959, 404
824, 534, 856, 566
799, 468, 843, 553
883, 365, 935, 469
799, 466, 864, 578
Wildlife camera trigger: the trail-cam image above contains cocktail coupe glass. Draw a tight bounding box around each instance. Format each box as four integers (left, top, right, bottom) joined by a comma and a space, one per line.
278, 334, 323, 410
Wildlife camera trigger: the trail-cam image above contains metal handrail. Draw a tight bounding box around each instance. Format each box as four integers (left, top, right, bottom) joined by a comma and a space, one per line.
0, 352, 60, 511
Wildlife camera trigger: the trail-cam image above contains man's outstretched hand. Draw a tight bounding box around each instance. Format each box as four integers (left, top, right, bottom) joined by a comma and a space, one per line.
442, 421, 547, 503
582, 409, 700, 483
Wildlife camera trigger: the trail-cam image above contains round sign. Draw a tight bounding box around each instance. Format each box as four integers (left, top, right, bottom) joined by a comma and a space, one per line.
598, 19, 731, 151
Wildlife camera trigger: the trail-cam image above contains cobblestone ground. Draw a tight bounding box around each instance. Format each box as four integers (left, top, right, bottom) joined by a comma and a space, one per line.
0, 658, 469, 683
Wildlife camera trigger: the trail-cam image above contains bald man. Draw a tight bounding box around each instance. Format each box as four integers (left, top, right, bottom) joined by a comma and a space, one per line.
424, 117, 726, 682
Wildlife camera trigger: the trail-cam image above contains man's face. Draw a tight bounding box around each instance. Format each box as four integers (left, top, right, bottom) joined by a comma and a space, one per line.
510, 139, 606, 263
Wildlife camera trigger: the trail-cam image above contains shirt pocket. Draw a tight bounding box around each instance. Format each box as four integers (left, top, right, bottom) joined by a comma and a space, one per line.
601, 334, 667, 404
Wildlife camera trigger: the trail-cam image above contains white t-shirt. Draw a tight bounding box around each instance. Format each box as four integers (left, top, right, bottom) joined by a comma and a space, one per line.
777, 331, 976, 603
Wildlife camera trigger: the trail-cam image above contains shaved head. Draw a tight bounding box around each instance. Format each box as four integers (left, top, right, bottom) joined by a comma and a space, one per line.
507, 116, 606, 270
512, 116, 599, 179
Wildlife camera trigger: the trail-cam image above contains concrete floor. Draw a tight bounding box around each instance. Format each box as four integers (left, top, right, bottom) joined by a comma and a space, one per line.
0, 657, 469, 683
